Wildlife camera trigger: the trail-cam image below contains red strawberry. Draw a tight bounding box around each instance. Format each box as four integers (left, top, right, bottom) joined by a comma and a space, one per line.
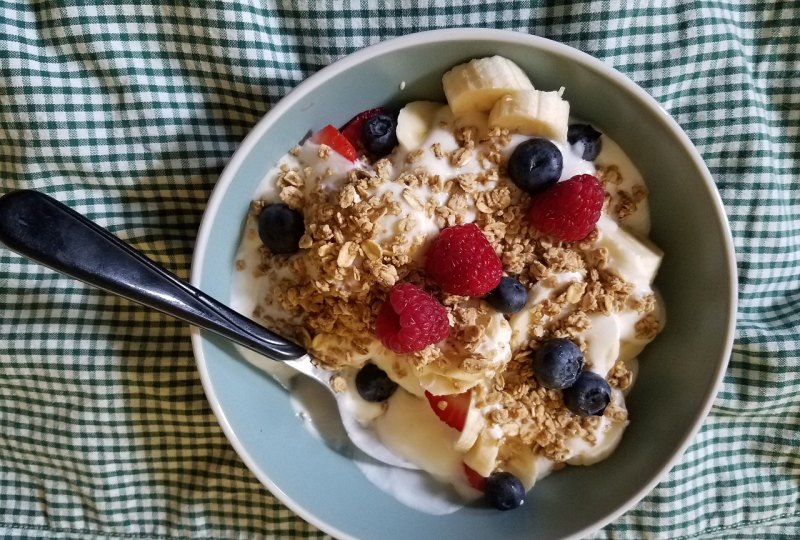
528, 174, 604, 241
340, 107, 386, 150
425, 223, 502, 296
374, 283, 450, 353
424, 389, 471, 431
463, 463, 486, 491
310, 124, 358, 161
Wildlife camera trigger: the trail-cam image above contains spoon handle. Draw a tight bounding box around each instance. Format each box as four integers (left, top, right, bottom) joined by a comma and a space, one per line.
0, 190, 306, 361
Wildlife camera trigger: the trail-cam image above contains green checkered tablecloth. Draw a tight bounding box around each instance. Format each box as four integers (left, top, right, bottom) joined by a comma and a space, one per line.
1, 1, 797, 538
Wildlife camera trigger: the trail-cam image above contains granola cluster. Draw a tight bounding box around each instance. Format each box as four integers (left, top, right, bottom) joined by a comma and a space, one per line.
238, 121, 661, 465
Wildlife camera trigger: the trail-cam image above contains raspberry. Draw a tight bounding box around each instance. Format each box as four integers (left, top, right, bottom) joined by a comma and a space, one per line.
425, 223, 502, 296
374, 283, 450, 353
528, 174, 604, 241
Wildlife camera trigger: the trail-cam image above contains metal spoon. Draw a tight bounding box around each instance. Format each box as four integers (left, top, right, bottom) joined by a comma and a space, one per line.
0, 189, 416, 468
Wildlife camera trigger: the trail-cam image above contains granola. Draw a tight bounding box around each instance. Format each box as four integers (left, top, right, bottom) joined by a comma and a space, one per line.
231, 89, 663, 507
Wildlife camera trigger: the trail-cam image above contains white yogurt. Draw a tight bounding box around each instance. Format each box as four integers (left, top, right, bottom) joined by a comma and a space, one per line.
229, 105, 662, 514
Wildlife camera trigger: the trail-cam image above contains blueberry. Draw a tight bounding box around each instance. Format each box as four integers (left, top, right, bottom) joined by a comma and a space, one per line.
484, 472, 525, 511
355, 363, 398, 402
484, 276, 528, 314
362, 114, 398, 157
567, 124, 603, 161
507, 138, 563, 195
562, 371, 611, 416
532, 338, 583, 390
258, 203, 305, 255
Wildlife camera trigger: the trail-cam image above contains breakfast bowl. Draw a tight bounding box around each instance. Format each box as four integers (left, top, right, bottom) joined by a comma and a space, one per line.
190, 28, 737, 539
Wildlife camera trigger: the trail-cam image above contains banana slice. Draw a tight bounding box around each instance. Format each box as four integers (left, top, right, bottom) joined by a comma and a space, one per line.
580, 314, 621, 377
453, 111, 491, 141
617, 298, 665, 363
566, 390, 629, 465
442, 56, 534, 115
373, 389, 463, 475
454, 394, 486, 452
509, 272, 584, 349
370, 349, 426, 397
508, 281, 554, 350
488, 89, 570, 142
396, 101, 447, 150
595, 215, 663, 292
503, 446, 539, 490
618, 340, 645, 365
463, 431, 501, 477
419, 307, 512, 395
418, 371, 484, 396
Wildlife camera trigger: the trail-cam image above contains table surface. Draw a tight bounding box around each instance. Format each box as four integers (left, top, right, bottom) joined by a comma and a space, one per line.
1, 2, 798, 539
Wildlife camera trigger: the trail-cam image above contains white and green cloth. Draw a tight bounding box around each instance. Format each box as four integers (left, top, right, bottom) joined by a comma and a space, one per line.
1, 2, 797, 538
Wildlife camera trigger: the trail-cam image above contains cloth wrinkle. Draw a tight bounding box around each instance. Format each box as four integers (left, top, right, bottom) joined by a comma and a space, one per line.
0, 1, 797, 538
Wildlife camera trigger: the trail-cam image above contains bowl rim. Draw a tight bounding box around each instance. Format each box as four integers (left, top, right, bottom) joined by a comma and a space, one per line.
190, 27, 738, 539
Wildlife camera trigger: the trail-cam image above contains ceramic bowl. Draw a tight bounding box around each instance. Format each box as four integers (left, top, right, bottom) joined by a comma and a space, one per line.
191, 28, 737, 539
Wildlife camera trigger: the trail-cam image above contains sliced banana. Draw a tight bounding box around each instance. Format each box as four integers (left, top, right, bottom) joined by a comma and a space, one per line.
509, 272, 584, 349
463, 431, 501, 477
373, 389, 463, 475
503, 446, 539, 491
566, 390, 629, 466
418, 371, 483, 396
595, 215, 663, 292
488, 89, 570, 142
454, 394, 486, 452
453, 111, 491, 141
442, 56, 534, 115
418, 308, 512, 395
617, 297, 665, 364
396, 101, 447, 150
508, 282, 553, 350
618, 337, 648, 365
580, 314, 621, 377
370, 348, 426, 397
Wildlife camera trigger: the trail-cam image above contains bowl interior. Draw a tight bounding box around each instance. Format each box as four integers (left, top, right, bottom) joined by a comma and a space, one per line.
192, 30, 735, 540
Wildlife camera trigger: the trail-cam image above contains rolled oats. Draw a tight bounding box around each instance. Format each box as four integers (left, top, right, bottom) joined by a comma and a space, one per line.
240, 107, 663, 476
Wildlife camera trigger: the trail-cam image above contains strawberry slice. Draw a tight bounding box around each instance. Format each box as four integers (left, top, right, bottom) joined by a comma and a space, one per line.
310, 124, 357, 161
424, 389, 471, 431
463, 463, 486, 491
340, 107, 386, 150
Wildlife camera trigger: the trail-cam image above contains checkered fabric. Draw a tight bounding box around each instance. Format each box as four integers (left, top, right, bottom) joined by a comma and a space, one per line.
1, 1, 797, 538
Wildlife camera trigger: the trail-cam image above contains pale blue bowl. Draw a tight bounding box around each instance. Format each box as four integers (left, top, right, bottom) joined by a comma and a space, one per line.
191, 29, 737, 539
